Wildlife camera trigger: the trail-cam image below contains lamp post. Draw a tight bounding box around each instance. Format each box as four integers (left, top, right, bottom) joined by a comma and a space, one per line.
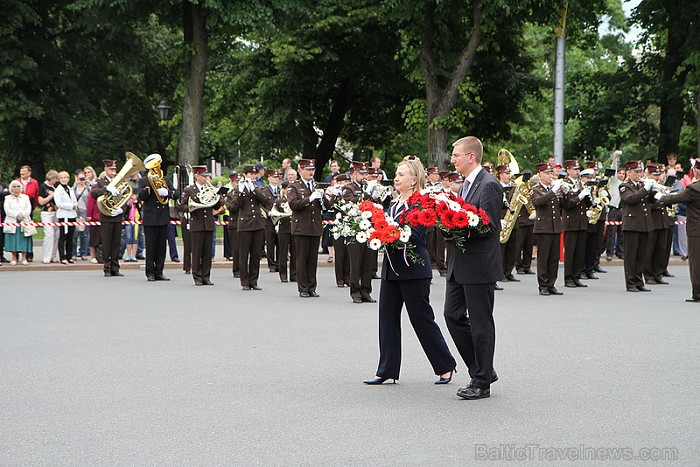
157, 100, 170, 122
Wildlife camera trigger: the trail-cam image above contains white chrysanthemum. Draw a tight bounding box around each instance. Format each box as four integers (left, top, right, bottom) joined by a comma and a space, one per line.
348, 207, 360, 217
356, 231, 368, 243
447, 200, 461, 211
467, 211, 479, 227
368, 238, 382, 250
359, 219, 372, 230
335, 212, 342, 219
342, 226, 353, 237
361, 210, 373, 220
333, 231, 341, 240
399, 227, 411, 243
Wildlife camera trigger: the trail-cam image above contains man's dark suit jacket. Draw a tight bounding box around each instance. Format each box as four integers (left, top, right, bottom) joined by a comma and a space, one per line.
446, 168, 503, 284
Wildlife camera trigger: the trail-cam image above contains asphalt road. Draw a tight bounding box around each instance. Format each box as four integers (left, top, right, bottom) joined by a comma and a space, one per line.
1, 263, 698, 465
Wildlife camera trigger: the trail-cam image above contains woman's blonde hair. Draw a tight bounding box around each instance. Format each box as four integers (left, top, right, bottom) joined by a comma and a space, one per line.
398, 156, 426, 191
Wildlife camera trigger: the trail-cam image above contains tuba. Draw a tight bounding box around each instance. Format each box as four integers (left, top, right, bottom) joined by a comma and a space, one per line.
145, 154, 169, 205
497, 149, 533, 244
188, 179, 221, 212
98, 152, 146, 216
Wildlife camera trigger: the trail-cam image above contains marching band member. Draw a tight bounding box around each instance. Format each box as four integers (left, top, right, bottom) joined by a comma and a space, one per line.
230, 164, 272, 291
580, 168, 601, 280
328, 173, 351, 287
288, 158, 327, 298
90, 159, 124, 277
179, 166, 221, 286
224, 171, 241, 278
644, 163, 672, 285
619, 160, 654, 292
425, 166, 447, 276
496, 164, 519, 283
272, 181, 295, 283
514, 170, 536, 275
262, 170, 282, 273
560, 159, 590, 288
531, 163, 564, 296
138, 154, 175, 282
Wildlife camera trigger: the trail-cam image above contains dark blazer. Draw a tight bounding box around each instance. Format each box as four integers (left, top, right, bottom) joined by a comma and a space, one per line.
531, 183, 563, 234
446, 169, 503, 284
381, 201, 432, 281
619, 181, 654, 232
137, 176, 175, 226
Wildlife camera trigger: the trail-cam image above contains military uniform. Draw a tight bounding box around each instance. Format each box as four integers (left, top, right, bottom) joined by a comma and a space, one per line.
425, 182, 447, 275
229, 180, 272, 289
645, 192, 672, 283
287, 178, 326, 296
342, 180, 379, 302
223, 188, 240, 278
90, 174, 124, 276
261, 183, 281, 272
137, 165, 175, 280
619, 178, 654, 291
500, 182, 519, 281
531, 182, 563, 294
179, 184, 221, 285
327, 188, 350, 287
514, 196, 535, 274
560, 176, 590, 287
272, 195, 295, 282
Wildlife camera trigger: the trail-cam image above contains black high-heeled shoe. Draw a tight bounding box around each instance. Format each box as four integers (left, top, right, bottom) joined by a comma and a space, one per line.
363, 377, 396, 385
435, 369, 456, 385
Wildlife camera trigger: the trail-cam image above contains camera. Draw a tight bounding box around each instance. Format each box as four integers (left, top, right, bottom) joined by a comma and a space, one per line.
79, 177, 86, 181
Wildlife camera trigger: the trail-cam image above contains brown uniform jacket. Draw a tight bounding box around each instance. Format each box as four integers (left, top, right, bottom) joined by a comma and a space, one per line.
272, 197, 292, 235
530, 183, 562, 234
178, 184, 221, 232
619, 180, 654, 232
229, 184, 272, 232
223, 190, 240, 231
660, 180, 700, 237
90, 175, 124, 223
559, 177, 590, 231
287, 180, 327, 236
650, 199, 671, 230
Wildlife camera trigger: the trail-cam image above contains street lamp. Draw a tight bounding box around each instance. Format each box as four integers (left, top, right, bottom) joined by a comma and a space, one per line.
157, 100, 170, 121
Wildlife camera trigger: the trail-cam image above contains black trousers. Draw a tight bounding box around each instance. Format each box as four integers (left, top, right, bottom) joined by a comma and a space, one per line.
100, 221, 121, 274
167, 223, 179, 261
181, 224, 192, 273
58, 220, 76, 261
444, 280, 496, 389
227, 228, 239, 274
427, 229, 446, 272
238, 229, 263, 287
623, 230, 648, 289
277, 232, 296, 281
662, 224, 674, 272
294, 235, 319, 293
348, 242, 377, 299
500, 230, 517, 277
376, 278, 456, 379
333, 237, 350, 286
646, 228, 668, 279
190, 230, 213, 283
688, 235, 700, 300
144, 224, 168, 276
514, 224, 534, 271
564, 230, 586, 283
604, 208, 624, 258
264, 223, 279, 271
535, 233, 560, 289
584, 226, 599, 274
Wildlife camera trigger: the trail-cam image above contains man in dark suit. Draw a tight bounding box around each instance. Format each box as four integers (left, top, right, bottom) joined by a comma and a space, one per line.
178, 166, 221, 286
287, 158, 326, 298
444, 136, 503, 400
619, 160, 654, 292
138, 154, 175, 282
531, 163, 565, 295
658, 160, 700, 302
90, 159, 125, 277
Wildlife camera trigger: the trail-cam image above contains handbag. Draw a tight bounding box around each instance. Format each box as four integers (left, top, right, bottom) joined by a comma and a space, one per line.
76, 216, 86, 232
22, 223, 38, 237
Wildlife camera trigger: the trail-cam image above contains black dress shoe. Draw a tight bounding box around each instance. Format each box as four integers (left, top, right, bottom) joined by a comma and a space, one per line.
637, 286, 651, 292
104, 272, 111, 277
309, 291, 320, 297
573, 280, 587, 287
646, 278, 658, 285
685, 298, 700, 303
299, 292, 310, 298
185, 270, 191, 275
494, 284, 504, 291
653, 277, 669, 285
457, 386, 490, 400
435, 370, 455, 385
594, 266, 607, 273
194, 281, 204, 286
523, 269, 536, 275
516, 269, 525, 275
361, 296, 377, 303
363, 377, 396, 385
439, 271, 447, 277
202, 280, 214, 286
538, 288, 550, 296
242, 286, 251, 290
281, 278, 289, 283
155, 274, 170, 281
352, 297, 363, 304
504, 274, 520, 282
336, 282, 345, 287
548, 287, 563, 295
251, 285, 262, 290
112, 272, 124, 277
135, 255, 145, 260
565, 282, 577, 288
233, 272, 240, 278
626, 287, 639, 292
584, 273, 598, 280
147, 275, 156, 282
662, 271, 674, 277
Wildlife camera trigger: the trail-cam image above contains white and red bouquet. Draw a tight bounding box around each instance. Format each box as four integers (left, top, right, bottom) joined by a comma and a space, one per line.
401, 190, 491, 252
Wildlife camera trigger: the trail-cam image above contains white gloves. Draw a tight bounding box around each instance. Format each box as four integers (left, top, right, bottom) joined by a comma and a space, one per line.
106, 185, 118, 196
654, 191, 664, 201
309, 190, 323, 202
586, 210, 594, 218
111, 208, 123, 216
500, 219, 507, 229
551, 180, 562, 193
238, 182, 247, 193
643, 179, 654, 191
578, 187, 591, 200
333, 186, 341, 196
157, 188, 169, 197
528, 212, 537, 220
592, 197, 601, 206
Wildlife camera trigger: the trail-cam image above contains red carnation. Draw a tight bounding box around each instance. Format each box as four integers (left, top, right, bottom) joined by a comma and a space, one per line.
478, 208, 490, 225
418, 209, 437, 227
452, 211, 469, 229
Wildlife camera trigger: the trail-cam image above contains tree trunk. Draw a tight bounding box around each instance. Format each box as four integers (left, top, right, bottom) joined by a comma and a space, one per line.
313, 78, 353, 179
697, 85, 700, 157
420, 0, 482, 169
179, 1, 208, 166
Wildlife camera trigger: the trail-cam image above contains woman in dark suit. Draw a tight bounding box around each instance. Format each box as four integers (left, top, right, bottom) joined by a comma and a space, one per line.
364, 157, 456, 385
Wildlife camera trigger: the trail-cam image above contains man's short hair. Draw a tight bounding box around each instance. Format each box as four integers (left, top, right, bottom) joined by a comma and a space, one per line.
452, 136, 483, 164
